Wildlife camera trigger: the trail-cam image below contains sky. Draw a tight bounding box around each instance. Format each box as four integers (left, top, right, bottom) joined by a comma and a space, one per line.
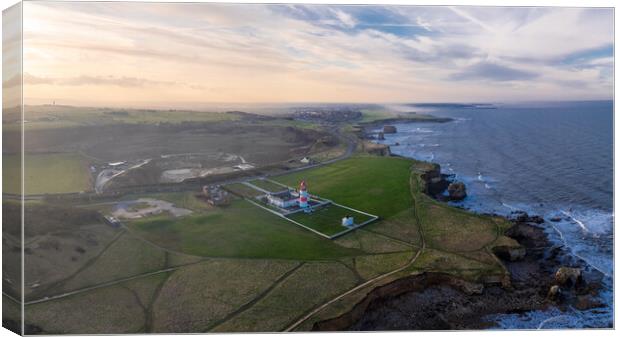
7, 2, 615, 107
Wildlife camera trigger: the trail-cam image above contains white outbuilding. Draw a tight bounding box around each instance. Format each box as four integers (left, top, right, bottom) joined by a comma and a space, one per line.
341, 216, 354, 226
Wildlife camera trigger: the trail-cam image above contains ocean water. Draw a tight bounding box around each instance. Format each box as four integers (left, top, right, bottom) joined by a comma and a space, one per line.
375, 100, 613, 329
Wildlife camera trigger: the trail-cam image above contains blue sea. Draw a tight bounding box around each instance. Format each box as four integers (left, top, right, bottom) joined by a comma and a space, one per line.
375, 100, 614, 329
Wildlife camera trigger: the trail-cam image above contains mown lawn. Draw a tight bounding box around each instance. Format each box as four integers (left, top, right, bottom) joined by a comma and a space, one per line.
287, 204, 375, 236
274, 155, 414, 219
3, 153, 91, 194
128, 199, 361, 260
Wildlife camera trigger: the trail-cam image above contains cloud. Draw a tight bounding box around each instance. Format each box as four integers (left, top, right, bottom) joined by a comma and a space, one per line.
558, 44, 613, 67
23, 73, 205, 90
21, 2, 614, 104
3, 74, 22, 88
450, 61, 539, 82
331, 9, 357, 28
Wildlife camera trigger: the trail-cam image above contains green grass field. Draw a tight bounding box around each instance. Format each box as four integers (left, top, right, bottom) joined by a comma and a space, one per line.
26, 282, 147, 334
3, 153, 92, 194
358, 108, 399, 123
246, 179, 287, 193
128, 199, 361, 260
55, 232, 167, 294
223, 183, 266, 198
211, 262, 358, 332
287, 204, 375, 236
21, 154, 521, 333
274, 156, 414, 219
152, 259, 298, 332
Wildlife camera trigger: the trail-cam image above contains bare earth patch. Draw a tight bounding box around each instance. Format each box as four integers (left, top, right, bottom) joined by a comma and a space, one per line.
112, 199, 193, 219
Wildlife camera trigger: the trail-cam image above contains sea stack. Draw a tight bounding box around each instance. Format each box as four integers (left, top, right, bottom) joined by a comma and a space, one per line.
447, 181, 467, 200
383, 125, 397, 134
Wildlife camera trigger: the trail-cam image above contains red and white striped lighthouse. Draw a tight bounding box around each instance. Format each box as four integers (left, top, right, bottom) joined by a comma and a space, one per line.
299, 180, 309, 209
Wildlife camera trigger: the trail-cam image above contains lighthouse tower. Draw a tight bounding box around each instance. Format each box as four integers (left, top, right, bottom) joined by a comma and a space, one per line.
299, 180, 309, 210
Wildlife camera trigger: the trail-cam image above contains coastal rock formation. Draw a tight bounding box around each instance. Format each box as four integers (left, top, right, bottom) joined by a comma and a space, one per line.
504, 223, 548, 248
419, 163, 450, 196
377, 132, 385, 140
447, 181, 467, 200
511, 211, 545, 224
493, 245, 526, 261
547, 285, 561, 300
362, 141, 391, 156
554, 267, 583, 287
529, 215, 545, 224
318, 205, 568, 331
574, 295, 604, 311
312, 272, 489, 331
383, 125, 397, 134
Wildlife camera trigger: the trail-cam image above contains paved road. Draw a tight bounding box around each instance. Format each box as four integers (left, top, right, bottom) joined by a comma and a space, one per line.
95, 159, 151, 193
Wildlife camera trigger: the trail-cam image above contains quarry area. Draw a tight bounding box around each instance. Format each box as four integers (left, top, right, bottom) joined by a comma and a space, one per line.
3, 104, 521, 333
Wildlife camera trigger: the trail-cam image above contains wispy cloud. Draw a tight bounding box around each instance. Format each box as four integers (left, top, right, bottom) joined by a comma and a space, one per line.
20, 2, 613, 106
23, 73, 205, 90
450, 61, 538, 82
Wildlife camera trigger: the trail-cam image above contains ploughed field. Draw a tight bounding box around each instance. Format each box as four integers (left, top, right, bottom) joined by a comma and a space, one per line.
5, 155, 520, 333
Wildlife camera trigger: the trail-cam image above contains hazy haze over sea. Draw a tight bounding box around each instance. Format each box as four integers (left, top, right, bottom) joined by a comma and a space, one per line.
375, 100, 613, 329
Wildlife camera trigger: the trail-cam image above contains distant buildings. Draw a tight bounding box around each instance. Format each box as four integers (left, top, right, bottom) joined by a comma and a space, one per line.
202, 185, 231, 206
292, 107, 362, 122
102, 215, 121, 228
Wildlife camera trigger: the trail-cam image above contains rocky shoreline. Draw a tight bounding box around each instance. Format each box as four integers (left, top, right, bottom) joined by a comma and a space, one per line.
311, 127, 608, 331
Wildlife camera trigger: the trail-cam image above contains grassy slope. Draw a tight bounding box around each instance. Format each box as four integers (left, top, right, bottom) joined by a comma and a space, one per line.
26, 283, 146, 334
54, 232, 167, 294
3, 153, 91, 194
151, 259, 298, 332
211, 262, 358, 332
